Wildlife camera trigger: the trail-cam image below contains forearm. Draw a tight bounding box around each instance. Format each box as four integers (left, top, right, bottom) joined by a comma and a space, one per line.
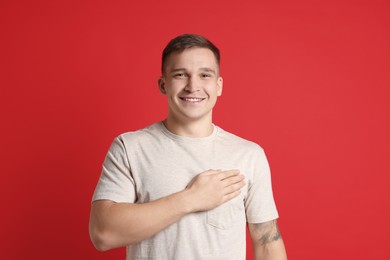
252, 239, 287, 260
89, 190, 192, 251
249, 220, 287, 260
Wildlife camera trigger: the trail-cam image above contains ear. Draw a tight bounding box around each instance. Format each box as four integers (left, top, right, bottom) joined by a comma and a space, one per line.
217, 76, 223, 96
158, 77, 166, 94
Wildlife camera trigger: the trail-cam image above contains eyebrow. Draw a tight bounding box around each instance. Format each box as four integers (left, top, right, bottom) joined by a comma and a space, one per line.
169, 68, 186, 73
169, 67, 216, 74
199, 67, 216, 74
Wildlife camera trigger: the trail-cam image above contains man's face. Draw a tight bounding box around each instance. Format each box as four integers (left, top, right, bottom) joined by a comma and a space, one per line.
159, 47, 223, 124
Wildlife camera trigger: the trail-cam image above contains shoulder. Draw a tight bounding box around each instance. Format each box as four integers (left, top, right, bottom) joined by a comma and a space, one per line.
117, 122, 162, 143
109, 122, 164, 154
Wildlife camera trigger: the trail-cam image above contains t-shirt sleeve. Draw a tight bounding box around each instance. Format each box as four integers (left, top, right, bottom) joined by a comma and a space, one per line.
245, 146, 279, 223
92, 136, 136, 203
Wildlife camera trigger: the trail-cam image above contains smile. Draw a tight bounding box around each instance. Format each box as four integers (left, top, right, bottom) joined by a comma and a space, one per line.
179, 97, 205, 102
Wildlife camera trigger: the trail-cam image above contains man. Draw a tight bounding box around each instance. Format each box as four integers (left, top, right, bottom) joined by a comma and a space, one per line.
89, 34, 287, 260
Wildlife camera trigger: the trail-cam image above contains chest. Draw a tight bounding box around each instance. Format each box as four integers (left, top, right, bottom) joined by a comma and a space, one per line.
128, 140, 253, 202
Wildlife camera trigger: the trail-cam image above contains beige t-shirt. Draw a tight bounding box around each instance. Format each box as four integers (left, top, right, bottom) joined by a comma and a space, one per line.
93, 122, 279, 260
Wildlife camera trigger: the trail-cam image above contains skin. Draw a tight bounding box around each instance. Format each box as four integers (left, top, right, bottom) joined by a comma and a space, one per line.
89, 47, 287, 259
248, 220, 288, 260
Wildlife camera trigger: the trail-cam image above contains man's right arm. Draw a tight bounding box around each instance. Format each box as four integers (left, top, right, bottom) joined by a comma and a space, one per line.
89, 169, 245, 251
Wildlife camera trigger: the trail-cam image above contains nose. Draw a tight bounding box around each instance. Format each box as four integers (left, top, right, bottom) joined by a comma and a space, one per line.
184, 76, 200, 93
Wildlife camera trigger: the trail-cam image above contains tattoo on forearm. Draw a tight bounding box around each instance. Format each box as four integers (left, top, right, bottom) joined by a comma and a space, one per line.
253, 220, 281, 245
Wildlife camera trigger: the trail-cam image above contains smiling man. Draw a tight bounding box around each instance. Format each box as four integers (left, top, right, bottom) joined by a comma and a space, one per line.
89, 34, 287, 260
159, 46, 222, 137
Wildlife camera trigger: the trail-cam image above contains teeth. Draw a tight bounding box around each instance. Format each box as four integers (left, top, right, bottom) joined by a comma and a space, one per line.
183, 98, 202, 102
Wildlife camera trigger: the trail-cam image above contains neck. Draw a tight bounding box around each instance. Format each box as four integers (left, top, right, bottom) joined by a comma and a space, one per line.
163, 116, 214, 138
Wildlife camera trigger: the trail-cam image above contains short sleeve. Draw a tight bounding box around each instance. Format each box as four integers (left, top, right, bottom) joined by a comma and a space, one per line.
245, 147, 279, 223
92, 136, 136, 203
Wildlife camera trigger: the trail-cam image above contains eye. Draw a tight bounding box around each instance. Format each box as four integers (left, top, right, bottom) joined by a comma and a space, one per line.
201, 73, 211, 78
174, 73, 187, 78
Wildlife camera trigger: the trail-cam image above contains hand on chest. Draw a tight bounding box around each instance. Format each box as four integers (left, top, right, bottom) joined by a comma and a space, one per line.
131, 143, 252, 202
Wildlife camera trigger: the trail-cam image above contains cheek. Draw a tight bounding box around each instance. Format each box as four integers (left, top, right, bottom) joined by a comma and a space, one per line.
167, 82, 185, 93
208, 85, 221, 97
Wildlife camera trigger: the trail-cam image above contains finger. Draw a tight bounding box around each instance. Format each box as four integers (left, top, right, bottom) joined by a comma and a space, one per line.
201, 169, 222, 176
218, 169, 240, 180
222, 174, 245, 187
223, 181, 246, 195
222, 190, 241, 203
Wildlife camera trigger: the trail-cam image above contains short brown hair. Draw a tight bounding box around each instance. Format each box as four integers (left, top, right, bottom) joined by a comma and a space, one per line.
161, 34, 220, 73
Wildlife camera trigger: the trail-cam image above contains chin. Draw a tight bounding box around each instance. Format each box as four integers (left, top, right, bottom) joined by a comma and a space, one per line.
182, 112, 212, 121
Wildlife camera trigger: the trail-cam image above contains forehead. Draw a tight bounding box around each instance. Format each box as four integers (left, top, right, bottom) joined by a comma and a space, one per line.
164, 47, 219, 71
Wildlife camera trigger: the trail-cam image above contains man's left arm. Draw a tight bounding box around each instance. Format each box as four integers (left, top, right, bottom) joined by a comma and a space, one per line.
248, 220, 287, 260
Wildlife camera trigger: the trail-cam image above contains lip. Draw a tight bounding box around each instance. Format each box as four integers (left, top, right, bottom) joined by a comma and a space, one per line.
179, 97, 206, 103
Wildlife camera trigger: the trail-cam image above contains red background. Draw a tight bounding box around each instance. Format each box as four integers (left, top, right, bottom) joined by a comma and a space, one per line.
1, 0, 389, 259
